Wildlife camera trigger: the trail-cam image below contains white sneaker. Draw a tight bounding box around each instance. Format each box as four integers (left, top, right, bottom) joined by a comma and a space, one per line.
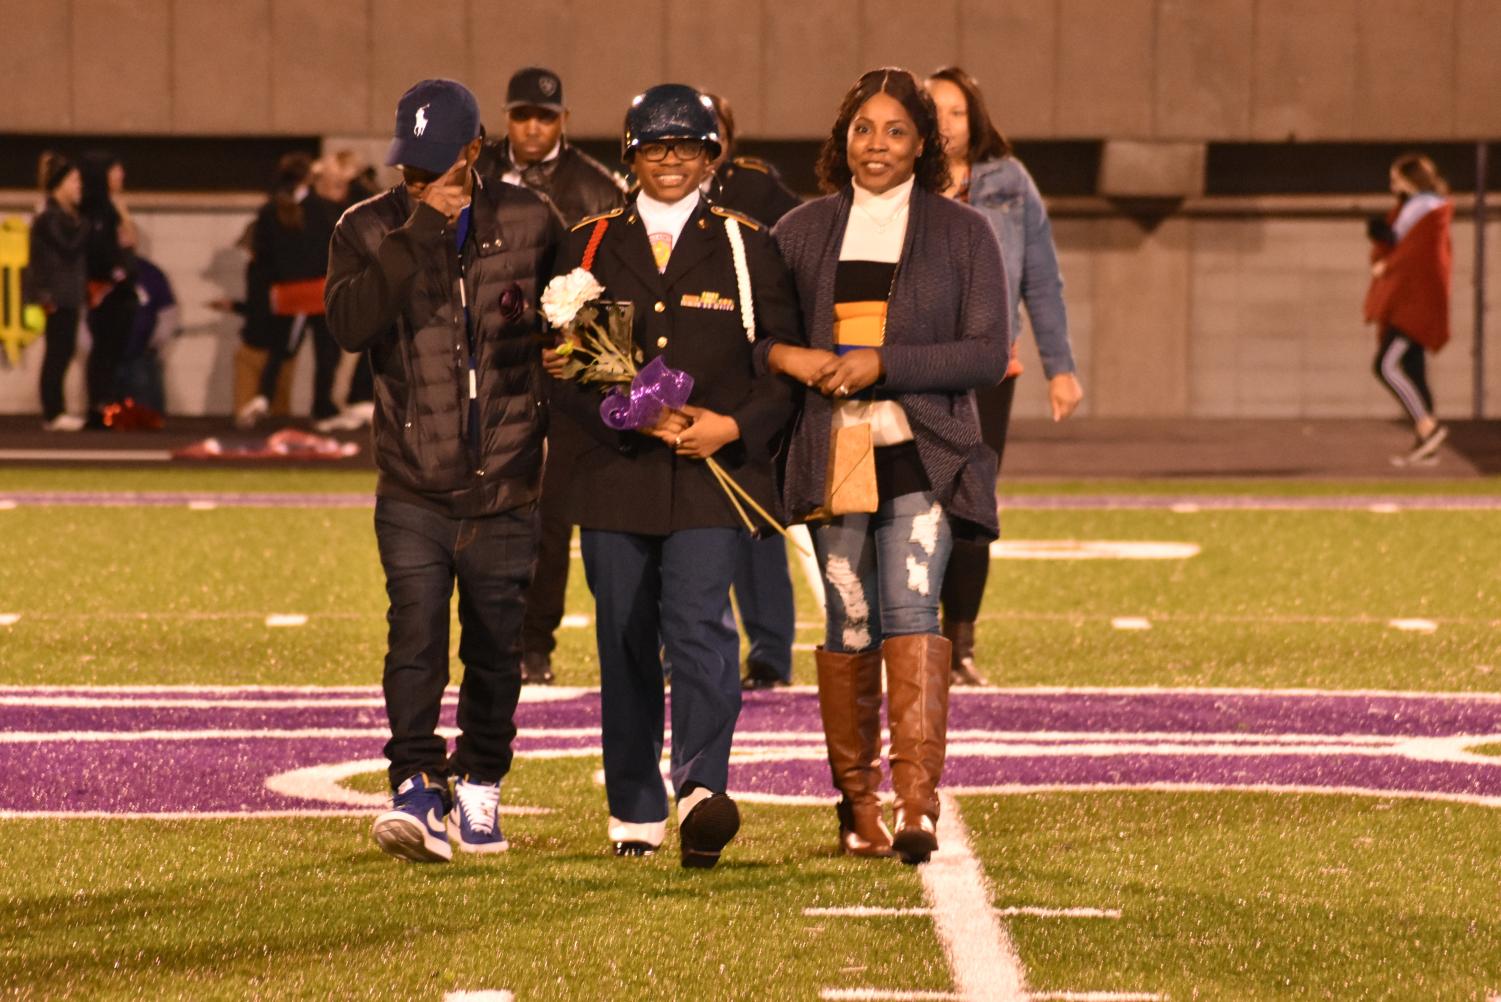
313, 401, 375, 433
234, 395, 269, 430
42, 414, 86, 432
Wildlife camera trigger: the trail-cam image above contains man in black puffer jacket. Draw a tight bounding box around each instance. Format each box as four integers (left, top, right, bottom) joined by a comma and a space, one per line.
326, 78, 562, 864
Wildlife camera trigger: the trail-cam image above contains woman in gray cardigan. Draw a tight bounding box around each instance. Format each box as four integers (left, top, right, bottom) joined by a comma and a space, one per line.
766, 68, 1010, 864
926, 66, 1083, 686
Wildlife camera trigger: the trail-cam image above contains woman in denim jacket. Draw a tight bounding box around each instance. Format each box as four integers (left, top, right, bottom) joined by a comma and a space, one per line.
925, 66, 1083, 686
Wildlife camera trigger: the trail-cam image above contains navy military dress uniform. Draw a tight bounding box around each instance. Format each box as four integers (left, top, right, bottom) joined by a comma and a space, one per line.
711, 156, 801, 230
548, 196, 800, 830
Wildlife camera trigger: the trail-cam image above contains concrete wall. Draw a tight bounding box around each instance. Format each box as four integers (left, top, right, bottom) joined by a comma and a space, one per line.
3, 196, 1495, 421
7, 0, 1501, 141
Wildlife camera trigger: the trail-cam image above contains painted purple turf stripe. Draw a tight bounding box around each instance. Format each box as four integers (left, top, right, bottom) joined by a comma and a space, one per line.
6, 689, 1501, 814
6, 491, 1501, 511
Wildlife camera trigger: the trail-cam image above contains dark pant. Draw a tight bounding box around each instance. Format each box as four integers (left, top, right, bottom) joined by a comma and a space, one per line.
521, 440, 576, 658
39, 308, 80, 420
86, 286, 135, 416
374, 497, 537, 790
731, 533, 796, 680
1374, 326, 1433, 426
941, 376, 1017, 622
258, 314, 341, 418
580, 527, 742, 824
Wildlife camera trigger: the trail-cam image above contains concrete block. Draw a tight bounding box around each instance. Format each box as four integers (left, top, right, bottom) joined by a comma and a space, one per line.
369, 0, 470, 139
1353, 0, 1456, 139
272, 0, 371, 135
1088, 217, 1191, 416
565, 1, 667, 138
1251, 0, 1357, 140
1457, 4, 1501, 138
1098, 140, 1205, 197
956, 0, 1057, 138
1154, 0, 1253, 139
860, 0, 959, 80
72, 0, 171, 133
173, 1, 272, 134
1057, 0, 1154, 137
468, 0, 577, 138
763, 0, 861, 138
665, 0, 766, 137
0, 0, 72, 131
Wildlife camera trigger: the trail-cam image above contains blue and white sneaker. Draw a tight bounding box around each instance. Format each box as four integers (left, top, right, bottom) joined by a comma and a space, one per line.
372, 773, 452, 863
449, 777, 509, 854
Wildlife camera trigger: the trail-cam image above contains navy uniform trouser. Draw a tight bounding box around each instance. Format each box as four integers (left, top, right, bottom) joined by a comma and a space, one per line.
730, 533, 796, 681
374, 496, 536, 791
580, 527, 742, 824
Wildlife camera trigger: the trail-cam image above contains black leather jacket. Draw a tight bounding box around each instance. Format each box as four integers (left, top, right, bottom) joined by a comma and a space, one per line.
476, 139, 625, 227
325, 175, 563, 517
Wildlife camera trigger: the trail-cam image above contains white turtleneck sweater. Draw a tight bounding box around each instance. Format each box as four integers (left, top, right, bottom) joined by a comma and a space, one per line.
834, 175, 914, 445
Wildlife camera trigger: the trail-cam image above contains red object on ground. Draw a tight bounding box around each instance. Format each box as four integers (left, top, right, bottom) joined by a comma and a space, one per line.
101, 399, 164, 431
1363, 202, 1452, 352
171, 428, 359, 461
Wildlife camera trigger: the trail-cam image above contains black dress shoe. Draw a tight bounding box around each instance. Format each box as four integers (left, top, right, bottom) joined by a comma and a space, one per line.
520, 652, 554, 685
740, 660, 789, 691
678, 793, 740, 869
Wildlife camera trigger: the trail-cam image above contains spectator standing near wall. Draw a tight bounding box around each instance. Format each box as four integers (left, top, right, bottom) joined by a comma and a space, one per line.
78, 152, 137, 429
29, 153, 89, 432
925, 66, 1082, 686
478, 67, 627, 685
1364, 153, 1453, 466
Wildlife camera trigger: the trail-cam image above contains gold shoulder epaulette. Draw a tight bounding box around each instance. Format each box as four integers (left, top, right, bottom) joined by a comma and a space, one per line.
570, 207, 624, 232
710, 205, 762, 231
732, 156, 772, 174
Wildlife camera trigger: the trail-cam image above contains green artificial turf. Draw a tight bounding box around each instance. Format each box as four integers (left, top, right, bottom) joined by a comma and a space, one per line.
0, 756, 946, 1001
4, 498, 1497, 691
965, 791, 1501, 1000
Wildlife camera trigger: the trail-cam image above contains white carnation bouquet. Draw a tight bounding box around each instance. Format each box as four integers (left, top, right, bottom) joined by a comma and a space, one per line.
540, 268, 638, 385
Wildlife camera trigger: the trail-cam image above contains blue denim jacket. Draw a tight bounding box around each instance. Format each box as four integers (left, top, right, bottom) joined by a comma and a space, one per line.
967, 157, 1074, 378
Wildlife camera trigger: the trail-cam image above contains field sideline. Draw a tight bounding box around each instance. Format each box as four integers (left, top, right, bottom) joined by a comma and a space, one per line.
2, 466, 1500, 1000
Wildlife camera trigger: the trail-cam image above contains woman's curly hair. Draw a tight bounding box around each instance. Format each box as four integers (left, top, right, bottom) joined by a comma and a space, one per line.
815, 67, 950, 195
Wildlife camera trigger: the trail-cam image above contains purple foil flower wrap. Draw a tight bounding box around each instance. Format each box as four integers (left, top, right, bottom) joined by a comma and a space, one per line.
599, 356, 695, 431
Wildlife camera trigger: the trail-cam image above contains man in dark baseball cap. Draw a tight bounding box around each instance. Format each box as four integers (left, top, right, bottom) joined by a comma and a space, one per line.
385, 78, 482, 175
505, 66, 566, 114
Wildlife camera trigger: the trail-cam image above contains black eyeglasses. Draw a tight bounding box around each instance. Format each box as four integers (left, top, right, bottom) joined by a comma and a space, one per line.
636, 139, 706, 162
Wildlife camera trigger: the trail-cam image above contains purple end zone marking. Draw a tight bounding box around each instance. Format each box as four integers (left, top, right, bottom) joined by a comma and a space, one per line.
3, 688, 1501, 814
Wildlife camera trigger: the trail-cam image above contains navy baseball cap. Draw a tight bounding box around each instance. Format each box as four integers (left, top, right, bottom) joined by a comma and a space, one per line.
385, 79, 482, 174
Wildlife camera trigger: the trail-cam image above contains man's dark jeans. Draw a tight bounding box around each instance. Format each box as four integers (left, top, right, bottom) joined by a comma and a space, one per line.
374, 496, 537, 791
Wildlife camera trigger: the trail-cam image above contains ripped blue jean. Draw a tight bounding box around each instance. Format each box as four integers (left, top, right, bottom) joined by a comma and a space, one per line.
811, 491, 954, 654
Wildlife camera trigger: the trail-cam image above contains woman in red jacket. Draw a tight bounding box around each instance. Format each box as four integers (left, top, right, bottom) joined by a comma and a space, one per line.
1363, 153, 1452, 465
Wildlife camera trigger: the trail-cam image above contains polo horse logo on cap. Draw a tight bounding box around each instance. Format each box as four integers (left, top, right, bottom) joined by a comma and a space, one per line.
414, 103, 430, 136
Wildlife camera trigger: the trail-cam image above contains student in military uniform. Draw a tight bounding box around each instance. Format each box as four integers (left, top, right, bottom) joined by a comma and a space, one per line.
478, 67, 628, 686
700, 93, 806, 692
542, 84, 801, 868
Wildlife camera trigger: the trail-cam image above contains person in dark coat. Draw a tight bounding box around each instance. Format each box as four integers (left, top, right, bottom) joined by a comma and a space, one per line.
325, 79, 562, 864
704, 92, 806, 692
477, 67, 628, 686
542, 84, 801, 868
29, 152, 89, 431
763, 68, 1009, 864
78, 151, 137, 427
476, 66, 626, 228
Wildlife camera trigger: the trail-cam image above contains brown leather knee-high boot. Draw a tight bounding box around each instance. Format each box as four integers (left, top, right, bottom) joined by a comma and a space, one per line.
883, 633, 952, 864
814, 646, 893, 857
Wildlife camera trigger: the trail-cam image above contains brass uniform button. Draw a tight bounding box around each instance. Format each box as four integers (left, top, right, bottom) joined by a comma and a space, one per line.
654, 301, 665, 313
656, 336, 668, 348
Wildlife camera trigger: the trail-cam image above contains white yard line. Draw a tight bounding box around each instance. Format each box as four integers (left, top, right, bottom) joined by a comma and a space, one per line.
0, 448, 174, 461
923, 791, 1029, 1001
443, 991, 514, 1001
805, 906, 1121, 920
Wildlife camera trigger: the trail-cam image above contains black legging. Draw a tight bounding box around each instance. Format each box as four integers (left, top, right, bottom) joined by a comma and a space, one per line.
256, 314, 343, 419
39, 307, 80, 421
940, 376, 1017, 622
1373, 326, 1433, 425
86, 285, 136, 417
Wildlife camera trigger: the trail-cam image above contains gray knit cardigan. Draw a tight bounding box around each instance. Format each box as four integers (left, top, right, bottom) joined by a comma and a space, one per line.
769, 185, 1012, 538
